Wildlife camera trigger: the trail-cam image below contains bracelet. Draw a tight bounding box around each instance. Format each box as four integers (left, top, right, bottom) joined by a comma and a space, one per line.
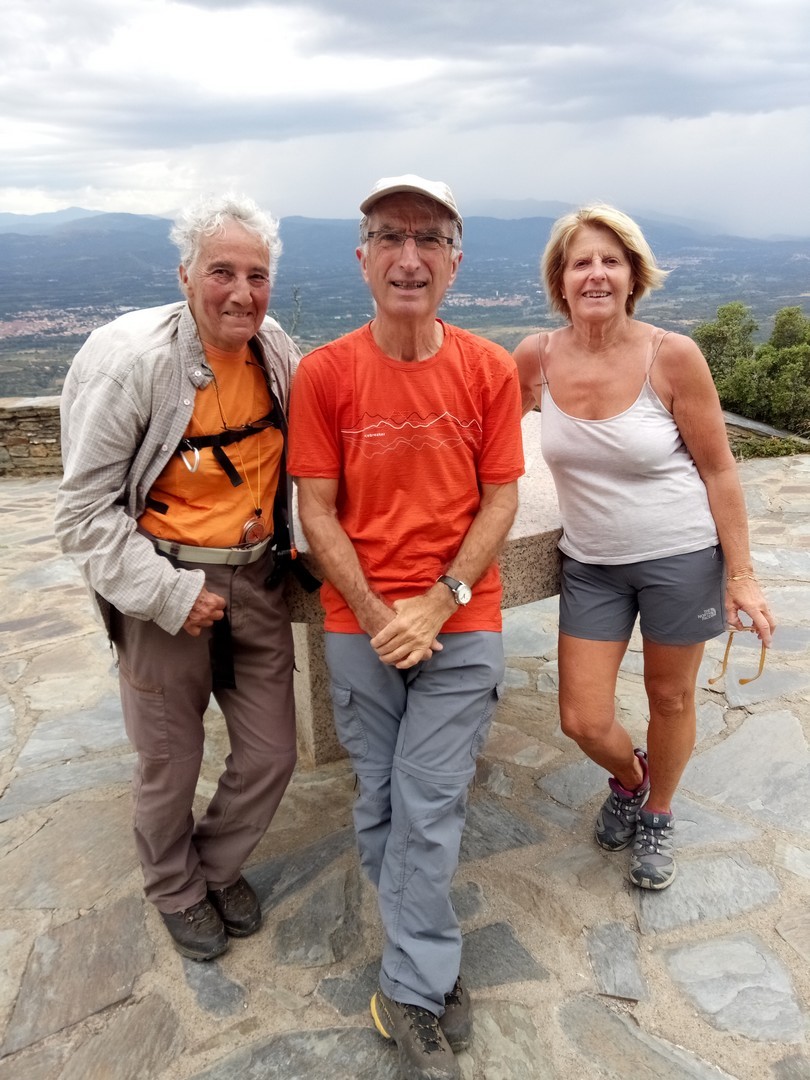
729, 571, 758, 582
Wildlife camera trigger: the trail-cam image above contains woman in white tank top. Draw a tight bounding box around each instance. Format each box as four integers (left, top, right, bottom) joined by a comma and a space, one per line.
513, 204, 775, 890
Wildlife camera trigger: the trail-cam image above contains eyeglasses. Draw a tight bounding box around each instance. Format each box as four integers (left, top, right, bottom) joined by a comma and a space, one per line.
365, 230, 455, 252
708, 626, 767, 686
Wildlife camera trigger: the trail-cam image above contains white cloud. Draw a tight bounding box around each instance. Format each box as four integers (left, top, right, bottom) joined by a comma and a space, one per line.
0, 0, 808, 237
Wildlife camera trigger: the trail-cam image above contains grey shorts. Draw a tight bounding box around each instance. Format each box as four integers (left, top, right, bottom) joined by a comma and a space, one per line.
559, 545, 725, 646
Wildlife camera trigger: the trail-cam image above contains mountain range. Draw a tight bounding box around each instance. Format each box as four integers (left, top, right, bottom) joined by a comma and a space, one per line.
1, 206, 809, 398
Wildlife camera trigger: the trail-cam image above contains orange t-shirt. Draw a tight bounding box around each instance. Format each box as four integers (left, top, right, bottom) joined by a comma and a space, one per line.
140, 343, 283, 547
288, 322, 524, 633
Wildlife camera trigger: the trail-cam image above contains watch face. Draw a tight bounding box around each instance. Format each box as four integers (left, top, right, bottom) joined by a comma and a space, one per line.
456, 582, 472, 605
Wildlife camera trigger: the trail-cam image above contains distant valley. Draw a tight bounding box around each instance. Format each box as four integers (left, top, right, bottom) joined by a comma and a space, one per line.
1, 208, 808, 398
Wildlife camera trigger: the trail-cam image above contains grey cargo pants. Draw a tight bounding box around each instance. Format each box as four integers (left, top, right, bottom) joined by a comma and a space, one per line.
325, 631, 503, 1014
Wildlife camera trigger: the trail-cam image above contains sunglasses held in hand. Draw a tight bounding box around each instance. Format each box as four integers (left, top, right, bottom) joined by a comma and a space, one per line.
709, 626, 767, 687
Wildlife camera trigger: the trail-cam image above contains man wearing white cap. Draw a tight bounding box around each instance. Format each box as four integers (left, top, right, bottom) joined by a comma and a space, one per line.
289, 175, 524, 1078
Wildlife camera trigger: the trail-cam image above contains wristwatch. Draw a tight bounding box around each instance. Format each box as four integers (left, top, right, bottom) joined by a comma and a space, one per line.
438, 575, 472, 606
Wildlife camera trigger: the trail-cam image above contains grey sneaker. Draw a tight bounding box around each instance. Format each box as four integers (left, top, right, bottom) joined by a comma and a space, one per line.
371, 986, 460, 1080
595, 748, 649, 851
630, 808, 676, 889
440, 976, 472, 1052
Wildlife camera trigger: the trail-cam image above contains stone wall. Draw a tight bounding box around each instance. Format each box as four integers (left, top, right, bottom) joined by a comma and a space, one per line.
0, 396, 62, 478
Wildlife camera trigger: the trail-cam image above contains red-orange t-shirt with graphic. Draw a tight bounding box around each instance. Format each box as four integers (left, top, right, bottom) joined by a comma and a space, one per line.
288, 322, 524, 633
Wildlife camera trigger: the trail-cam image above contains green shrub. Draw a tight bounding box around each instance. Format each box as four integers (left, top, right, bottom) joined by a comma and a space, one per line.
731, 435, 806, 460
694, 304, 810, 439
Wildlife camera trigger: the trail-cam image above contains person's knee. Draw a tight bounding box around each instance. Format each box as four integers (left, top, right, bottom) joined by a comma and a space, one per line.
356, 769, 391, 804
645, 682, 692, 722
138, 748, 203, 786
394, 766, 470, 821
248, 744, 297, 784
559, 700, 615, 746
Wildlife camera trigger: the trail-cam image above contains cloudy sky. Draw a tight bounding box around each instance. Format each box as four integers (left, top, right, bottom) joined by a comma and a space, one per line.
2, 0, 808, 237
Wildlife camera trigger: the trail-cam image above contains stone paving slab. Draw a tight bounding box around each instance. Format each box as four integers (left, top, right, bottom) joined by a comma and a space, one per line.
0, 696, 13, 755
634, 853, 780, 935
559, 995, 739, 1079
460, 796, 545, 861
667, 792, 760, 849
183, 961, 248, 1018
274, 864, 363, 967
189, 1028, 401, 1080
482, 720, 561, 770
722, 668, 810, 710
59, 995, 186, 1080
777, 908, 810, 966
463, 1000, 556, 1080
0, 755, 135, 822
16, 695, 128, 766
1, 896, 153, 1055
586, 921, 649, 1002
773, 1052, 810, 1078
684, 710, 810, 834
665, 932, 807, 1044
247, 828, 355, 912
0, 796, 134, 908
0, 1042, 70, 1080
776, 842, 810, 881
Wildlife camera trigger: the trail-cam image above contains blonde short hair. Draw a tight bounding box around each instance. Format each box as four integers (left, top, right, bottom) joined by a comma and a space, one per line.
542, 204, 668, 319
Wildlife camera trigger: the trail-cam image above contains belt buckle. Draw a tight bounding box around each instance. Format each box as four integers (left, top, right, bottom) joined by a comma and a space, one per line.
227, 538, 266, 566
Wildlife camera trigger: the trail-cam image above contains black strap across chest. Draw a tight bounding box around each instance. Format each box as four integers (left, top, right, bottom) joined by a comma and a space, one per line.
178, 402, 281, 489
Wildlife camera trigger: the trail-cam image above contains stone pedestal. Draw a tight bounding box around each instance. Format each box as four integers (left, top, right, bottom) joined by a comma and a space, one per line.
284, 412, 562, 767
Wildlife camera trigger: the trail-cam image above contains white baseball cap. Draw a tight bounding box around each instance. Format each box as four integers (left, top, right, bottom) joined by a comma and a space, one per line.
359, 174, 462, 233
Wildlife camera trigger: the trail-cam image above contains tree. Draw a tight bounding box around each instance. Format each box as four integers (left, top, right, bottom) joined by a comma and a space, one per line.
769, 306, 810, 350
721, 343, 810, 436
692, 302, 757, 382
694, 303, 810, 438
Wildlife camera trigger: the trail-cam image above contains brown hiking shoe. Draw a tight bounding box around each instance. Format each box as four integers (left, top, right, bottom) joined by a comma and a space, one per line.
439, 976, 472, 1051
207, 875, 262, 937
160, 898, 228, 961
371, 986, 460, 1079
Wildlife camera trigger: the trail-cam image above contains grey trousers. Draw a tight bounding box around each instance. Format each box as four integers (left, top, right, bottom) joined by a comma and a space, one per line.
325, 631, 504, 1014
113, 553, 296, 912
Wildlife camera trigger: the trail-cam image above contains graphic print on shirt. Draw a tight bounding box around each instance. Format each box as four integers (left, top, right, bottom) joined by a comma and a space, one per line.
341, 410, 482, 459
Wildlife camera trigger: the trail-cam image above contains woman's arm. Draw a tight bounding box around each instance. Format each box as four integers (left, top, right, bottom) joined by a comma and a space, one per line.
657, 333, 775, 644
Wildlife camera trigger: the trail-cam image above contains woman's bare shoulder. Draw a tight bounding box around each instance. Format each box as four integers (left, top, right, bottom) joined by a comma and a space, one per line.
512, 333, 540, 363
513, 331, 560, 413
516, 326, 571, 357
649, 324, 715, 402
654, 326, 708, 367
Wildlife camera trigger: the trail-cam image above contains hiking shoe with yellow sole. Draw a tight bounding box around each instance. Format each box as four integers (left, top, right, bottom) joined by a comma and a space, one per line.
439, 976, 472, 1052
371, 986, 460, 1080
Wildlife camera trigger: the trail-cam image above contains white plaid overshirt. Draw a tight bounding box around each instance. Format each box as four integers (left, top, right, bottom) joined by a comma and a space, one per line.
55, 302, 300, 635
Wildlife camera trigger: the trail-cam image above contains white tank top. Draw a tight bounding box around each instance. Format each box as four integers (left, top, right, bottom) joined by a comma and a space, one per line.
539, 329, 719, 564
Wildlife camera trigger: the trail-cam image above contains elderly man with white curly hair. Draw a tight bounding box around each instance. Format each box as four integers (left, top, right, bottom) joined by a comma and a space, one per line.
56, 194, 300, 961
